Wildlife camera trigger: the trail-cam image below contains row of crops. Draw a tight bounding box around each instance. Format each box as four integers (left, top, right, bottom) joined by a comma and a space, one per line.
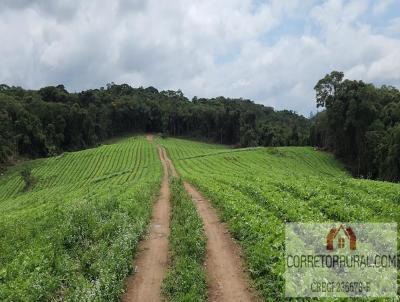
162, 178, 207, 301
0, 137, 158, 202
159, 138, 400, 300
0, 137, 162, 301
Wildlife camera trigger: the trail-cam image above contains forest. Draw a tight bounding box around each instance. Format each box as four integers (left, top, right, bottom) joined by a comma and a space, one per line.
0, 83, 309, 165
310, 71, 400, 182
1, 71, 399, 182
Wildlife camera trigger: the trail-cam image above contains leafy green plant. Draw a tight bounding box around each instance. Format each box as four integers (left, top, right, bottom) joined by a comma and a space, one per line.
162, 178, 207, 302
20, 166, 35, 191
159, 137, 400, 301
0, 137, 162, 301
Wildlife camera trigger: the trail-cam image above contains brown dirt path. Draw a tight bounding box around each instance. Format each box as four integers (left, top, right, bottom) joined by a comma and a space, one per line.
122, 136, 170, 302
160, 147, 178, 177
146, 134, 154, 142
183, 182, 256, 302
160, 147, 256, 301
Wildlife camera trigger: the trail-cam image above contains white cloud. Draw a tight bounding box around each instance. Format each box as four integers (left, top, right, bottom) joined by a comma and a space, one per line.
0, 0, 399, 115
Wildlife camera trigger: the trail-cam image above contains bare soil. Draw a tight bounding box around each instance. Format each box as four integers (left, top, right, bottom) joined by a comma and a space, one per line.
146, 134, 154, 143
122, 138, 170, 302
160, 147, 178, 177
183, 182, 256, 302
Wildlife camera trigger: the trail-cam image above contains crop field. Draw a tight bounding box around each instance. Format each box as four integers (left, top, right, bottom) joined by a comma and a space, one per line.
1, 135, 399, 301
158, 138, 400, 300
0, 137, 162, 301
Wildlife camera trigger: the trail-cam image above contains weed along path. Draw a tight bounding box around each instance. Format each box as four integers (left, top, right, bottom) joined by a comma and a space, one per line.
160, 146, 255, 301
122, 136, 170, 302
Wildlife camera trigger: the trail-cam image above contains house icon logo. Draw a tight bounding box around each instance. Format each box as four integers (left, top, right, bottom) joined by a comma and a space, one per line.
326, 224, 356, 250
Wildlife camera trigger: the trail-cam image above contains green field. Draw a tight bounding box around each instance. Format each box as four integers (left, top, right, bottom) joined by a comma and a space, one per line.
158, 137, 400, 300
0, 137, 162, 301
0, 135, 399, 301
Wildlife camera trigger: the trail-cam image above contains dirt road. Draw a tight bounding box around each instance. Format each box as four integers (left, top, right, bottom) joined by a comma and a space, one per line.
122, 137, 170, 302
123, 136, 255, 302
159, 147, 178, 177
183, 182, 256, 302
146, 134, 154, 142
159, 145, 255, 301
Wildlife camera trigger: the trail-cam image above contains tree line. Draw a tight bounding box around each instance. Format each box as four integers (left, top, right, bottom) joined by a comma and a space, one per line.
1, 73, 399, 183
310, 71, 400, 182
0, 83, 309, 169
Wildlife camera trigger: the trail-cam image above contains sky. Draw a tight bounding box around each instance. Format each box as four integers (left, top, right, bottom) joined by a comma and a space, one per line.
0, 0, 400, 116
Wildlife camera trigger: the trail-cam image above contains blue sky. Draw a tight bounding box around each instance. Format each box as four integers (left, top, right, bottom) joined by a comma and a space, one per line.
0, 0, 399, 116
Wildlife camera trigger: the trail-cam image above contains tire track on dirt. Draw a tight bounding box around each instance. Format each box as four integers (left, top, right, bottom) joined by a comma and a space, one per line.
122, 135, 170, 302
162, 146, 257, 302
183, 182, 256, 302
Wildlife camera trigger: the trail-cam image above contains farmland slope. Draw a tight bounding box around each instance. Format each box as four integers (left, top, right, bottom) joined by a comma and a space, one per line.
0, 137, 162, 301
123, 137, 171, 302
159, 138, 400, 300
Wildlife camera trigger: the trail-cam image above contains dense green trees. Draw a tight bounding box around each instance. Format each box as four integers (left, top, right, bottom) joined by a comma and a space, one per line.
2, 75, 397, 182
311, 71, 400, 182
0, 83, 309, 170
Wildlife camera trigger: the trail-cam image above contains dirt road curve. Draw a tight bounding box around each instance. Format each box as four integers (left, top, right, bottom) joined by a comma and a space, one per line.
184, 182, 256, 302
122, 136, 170, 302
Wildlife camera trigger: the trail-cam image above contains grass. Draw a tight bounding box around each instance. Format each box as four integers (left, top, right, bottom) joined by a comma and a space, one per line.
0, 136, 162, 301
159, 137, 400, 301
162, 178, 207, 302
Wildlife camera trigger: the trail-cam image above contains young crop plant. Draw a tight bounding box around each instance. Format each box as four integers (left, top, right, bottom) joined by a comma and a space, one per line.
162, 178, 207, 302
0, 136, 162, 301
20, 166, 36, 192
160, 138, 400, 301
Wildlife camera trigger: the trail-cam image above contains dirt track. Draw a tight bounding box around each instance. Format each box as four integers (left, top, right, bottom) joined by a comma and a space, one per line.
146, 134, 154, 142
160, 144, 254, 301
160, 147, 178, 177
122, 135, 170, 302
184, 182, 255, 302
123, 135, 254, 301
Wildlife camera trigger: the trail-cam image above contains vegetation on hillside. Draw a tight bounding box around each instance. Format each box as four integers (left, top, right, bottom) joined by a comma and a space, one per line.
311, 71, 400, 182
0, 137, 162, 301
20, 166, 35, 191
0, 83, 309, 170
159, 138, 400, 301
1, 134, 399, 300
1, 72, 399, 180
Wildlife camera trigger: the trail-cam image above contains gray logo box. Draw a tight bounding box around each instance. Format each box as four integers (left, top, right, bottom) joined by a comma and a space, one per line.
285, 223, 397, 298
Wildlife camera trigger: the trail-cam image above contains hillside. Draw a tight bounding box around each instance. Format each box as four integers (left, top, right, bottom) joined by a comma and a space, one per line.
0, 84, 310, 171
0, 137, 162, 301
158, 137, 400, 300
0, 135, 399, 301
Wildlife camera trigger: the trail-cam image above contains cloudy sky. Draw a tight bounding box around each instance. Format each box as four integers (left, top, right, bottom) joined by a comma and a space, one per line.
1, 0, 400, 115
